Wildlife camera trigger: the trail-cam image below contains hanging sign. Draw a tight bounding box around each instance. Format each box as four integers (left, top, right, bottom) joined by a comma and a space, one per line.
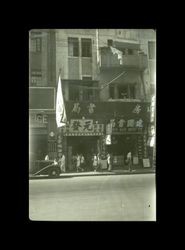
63, 119, 104, 136
143, 158, 150, 168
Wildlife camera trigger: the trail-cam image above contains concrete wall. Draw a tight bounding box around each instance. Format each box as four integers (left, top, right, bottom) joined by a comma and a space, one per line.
56, 29, 99, 81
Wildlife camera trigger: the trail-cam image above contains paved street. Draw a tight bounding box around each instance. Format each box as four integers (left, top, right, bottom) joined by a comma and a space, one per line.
29, 173, 156, 221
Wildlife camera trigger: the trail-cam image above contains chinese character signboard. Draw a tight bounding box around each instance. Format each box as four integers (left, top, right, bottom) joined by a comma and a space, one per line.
110, 118, 144, 134
63, 101, 150, 135
63, 119, 104, 136
65, 101, 150, 122
137, 135, 143, 160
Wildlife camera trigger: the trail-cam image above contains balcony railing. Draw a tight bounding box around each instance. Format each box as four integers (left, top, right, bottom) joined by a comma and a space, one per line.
100, 48, 148, 70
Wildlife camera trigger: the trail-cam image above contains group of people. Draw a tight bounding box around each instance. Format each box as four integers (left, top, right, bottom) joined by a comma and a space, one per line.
44, 151, 133, 173
75, 154, 85, 172
45, 154, 66, 173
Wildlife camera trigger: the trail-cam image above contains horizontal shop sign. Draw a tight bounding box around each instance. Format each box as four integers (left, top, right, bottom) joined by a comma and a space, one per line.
65, 101, 150, 122
63, 119, 104, 134
63, 132, 103, 136
29, 114, 48, 128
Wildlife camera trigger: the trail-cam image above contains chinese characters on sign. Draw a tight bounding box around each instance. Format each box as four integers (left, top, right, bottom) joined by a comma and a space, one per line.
88, 103, 96, 114
71, 102, 96, 114
137, 135, 143, 160
63, 119, 104, 136
72, 103, 81, 114
132, 104, 141, 114
110, 118, 144, 133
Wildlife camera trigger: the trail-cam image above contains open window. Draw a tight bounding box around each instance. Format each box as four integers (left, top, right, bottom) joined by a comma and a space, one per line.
68, 37, 79, 57
81, 38, 92, 57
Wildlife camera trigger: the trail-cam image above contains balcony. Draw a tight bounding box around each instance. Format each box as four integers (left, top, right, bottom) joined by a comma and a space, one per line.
100, 47, 148, 70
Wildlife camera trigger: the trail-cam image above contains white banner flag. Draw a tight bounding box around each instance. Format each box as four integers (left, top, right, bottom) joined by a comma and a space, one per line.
56, 76, 67, 127
110, 46, 123, 64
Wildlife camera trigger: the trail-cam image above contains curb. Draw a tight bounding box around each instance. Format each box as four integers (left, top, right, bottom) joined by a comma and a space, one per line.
29, 169, 155, 180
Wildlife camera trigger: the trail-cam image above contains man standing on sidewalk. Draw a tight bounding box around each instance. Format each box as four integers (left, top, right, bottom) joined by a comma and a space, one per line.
59, 153, 66, 173
127, 151, 132, 172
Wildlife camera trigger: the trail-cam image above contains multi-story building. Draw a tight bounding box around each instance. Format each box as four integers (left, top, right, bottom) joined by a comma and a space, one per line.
29, 29, 156, 171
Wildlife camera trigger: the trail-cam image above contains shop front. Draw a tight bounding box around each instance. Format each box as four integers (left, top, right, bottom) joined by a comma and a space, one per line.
29, 112, 58, 173
62, 118, 104, 171
61, 101, 151, 170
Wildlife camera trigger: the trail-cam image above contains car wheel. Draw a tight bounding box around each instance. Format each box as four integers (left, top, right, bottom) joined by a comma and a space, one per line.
49, 168, 60, 177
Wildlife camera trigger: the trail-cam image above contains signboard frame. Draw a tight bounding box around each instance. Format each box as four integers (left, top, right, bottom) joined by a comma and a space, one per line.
29, 87, 56, 111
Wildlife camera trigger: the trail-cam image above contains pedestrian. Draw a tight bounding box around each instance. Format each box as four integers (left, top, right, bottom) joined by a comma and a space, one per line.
76, 154, 83, 172
59, 153, 66, 173
72, 155, 76, 170
97, 153, 101, 171
127, 151, 132, 172
92, 154, 98, 172
80, 154, 85, 171
107, 153, 112, 171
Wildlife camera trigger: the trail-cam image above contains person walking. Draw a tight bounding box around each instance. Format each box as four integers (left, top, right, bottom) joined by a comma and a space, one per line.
97, 153, 101, 171
107, 153, 112, 171
80, 154, 85, 171
127, 151, 132, 172
92, 154, 98, 172
76, 154, 83, 172
59, 153, 66, 173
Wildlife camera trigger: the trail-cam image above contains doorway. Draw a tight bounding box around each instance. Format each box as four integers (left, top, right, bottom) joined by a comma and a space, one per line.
66, 136, 100, 170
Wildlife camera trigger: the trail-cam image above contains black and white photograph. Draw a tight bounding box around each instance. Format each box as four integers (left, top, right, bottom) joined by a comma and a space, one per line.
29, 29, 156, 221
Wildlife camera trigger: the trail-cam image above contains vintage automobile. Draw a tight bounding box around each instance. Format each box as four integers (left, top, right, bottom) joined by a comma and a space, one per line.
29, 160, 61, 177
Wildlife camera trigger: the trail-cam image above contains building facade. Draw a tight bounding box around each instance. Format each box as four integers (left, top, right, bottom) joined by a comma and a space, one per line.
29, 29, 156, 171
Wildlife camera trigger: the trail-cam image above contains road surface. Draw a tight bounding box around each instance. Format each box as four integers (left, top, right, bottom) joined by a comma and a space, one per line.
29, 173, 156, 221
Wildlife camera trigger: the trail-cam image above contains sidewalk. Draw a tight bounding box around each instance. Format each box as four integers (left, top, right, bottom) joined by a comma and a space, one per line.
29, 168, 155, 179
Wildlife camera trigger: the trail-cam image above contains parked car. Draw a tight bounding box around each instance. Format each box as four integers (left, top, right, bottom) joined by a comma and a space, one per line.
29, 160, 61, 177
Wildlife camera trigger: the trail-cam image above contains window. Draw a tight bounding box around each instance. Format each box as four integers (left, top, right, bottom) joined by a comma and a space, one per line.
148, 41, 156, 59
81, 38, 92, 57
109, 84, 136, 99
31, 37, 42, 52
128, 49, 133, 55
118, 85, 128, 99
69, 85, 79, 101
129, 85, 136, 99
69, 82, 98, 101
69, 86, 94, 101
68, 37, 79, 57
109, 85, 114, 99
107, 39, 113, 46
31, 70, 42, 86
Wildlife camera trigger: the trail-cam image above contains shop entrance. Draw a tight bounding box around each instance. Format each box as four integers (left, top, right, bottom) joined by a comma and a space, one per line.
66, 136, 100, 171
109, 135, 137, 155
107, 134, 138, 169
